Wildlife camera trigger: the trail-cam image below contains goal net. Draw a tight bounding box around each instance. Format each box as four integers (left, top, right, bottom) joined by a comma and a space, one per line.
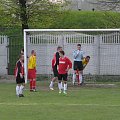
24, 29, 120, 84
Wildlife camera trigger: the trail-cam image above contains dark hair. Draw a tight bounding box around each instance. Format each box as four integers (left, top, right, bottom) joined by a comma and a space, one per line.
59, 50, 65, 55
57, 46, 62, 51
31, 50, 35, 54
86, 56, 90, 59
77, 44, 81, 47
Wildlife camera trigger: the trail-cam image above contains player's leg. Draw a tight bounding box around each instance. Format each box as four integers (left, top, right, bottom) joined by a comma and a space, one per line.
78, 61, 83, 85
73, 61, 77, 85
32, 69, 37, 92
28, 69, 33, 91
63, 73, 68, 94
16, 84, 20, 97
32, 78, 36, 92
30, 79, 33, 91
58, 74, 62, 93
16, 75, 21, 97
49, 66, 58, 90
73, 71, 76, 85
19, 77, 25, 97
79, 71, 83, 85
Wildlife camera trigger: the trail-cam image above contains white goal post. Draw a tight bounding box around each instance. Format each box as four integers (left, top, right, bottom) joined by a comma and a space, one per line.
24, 29, 120, 83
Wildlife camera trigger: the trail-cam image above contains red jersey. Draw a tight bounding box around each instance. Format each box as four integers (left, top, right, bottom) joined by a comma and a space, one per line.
58, 57, 72, 74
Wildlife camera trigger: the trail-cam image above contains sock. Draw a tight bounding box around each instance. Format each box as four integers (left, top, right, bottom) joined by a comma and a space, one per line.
72, 73, 76, 84
79, 74, 83, 84
58, 82, 62, 90
16, 85, 20, 96
64, 83, 67, 91
30, 80, 32, 90
33, 80, 36, 89
19, 85, 24, 94
49, 81, 54, 88
61, 82, 63, 89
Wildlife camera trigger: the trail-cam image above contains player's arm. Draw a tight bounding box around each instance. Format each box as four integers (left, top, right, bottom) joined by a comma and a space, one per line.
66, 58, 72, 72
81, 51, 85, 60
52, 58, 55, 69
33, 56, 36, 69
83, 64, 87, 70
56, 52, 59, 65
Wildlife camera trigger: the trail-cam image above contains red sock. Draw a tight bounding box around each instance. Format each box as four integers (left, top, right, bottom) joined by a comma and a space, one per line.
30, 80, 33, 90
33, 80, 36, 89
77, 74, 80, 84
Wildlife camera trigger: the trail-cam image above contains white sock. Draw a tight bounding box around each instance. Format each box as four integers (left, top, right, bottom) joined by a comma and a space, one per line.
19, 85, 24, 94
49, 81, 54, 88
79, 74, 83, 84
58, 82, 62, 90
73, 73, 76, 84
16, 85, 20, 96
64, 83, 67, 91
61, 82, 63, 89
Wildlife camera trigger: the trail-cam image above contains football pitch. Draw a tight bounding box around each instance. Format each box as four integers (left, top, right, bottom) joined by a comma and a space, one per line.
0, 82, 120, 120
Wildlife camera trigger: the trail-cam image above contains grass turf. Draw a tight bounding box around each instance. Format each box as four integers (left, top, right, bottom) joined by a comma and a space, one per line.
0, 82, 120, 120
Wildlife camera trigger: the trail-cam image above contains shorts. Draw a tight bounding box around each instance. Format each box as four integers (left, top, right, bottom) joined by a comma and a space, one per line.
16, 74, 25, 84
58, 73, 68, 81
28, 69, 36, 79
73, 61, 83, 71
53, 66, 58, 77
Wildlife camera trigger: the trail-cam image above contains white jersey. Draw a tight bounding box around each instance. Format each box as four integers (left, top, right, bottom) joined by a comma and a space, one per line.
73, 50, 84, 61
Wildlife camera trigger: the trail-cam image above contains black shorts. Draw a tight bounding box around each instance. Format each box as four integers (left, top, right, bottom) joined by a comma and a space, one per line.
73, 61, 83, 71
53, 66, 58, 77
58, 73, 68, 81
16, 74, 25, 84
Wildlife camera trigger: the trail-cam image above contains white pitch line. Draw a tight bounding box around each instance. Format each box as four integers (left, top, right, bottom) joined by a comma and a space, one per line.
0, 102, 120, 107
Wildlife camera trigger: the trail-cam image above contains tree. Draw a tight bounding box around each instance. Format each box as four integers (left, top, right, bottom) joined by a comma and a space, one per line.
0, 0, 62, 31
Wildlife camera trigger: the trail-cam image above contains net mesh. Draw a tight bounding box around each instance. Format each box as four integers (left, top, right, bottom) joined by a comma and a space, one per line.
25, 30, 120, 86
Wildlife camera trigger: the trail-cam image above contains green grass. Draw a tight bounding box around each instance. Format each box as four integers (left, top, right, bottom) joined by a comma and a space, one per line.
0, 82, 120, 120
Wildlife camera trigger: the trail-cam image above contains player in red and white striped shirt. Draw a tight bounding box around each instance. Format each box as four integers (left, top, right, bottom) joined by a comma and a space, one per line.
58, 50, 72, 94
49, 46, 62, 90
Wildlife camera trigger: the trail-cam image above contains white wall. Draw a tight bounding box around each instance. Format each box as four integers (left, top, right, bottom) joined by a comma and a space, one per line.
27, 32, 120, 75
0, 36, 8, 75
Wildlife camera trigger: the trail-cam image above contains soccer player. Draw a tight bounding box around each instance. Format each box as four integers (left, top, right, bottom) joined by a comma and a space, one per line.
82, 56, 90, 70
49, 46, 63, 90
73, 44, 85, 85
15, 54, 25, 97
28, 50, 37, 92
58, 50, 72, 94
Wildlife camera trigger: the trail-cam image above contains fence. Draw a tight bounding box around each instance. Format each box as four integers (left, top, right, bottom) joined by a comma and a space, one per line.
27, 32, 120, 76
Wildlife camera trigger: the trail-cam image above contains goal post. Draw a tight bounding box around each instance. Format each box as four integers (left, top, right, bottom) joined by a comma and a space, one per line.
24, 29, 120, 84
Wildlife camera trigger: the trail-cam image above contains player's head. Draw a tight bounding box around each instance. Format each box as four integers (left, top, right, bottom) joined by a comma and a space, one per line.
31, 50, 35, 55
59, 50, 65, 57
21, 48, 24, 54
85, 56, 90, 62
57, 46, 62, 52
77, 44, 81, 50
19, 54, 24, 61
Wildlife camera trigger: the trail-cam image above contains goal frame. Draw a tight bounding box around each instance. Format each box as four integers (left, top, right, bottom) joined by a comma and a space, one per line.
24, 29, 120, 83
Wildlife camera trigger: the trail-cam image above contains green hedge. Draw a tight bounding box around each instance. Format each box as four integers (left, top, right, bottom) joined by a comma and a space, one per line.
50, 11, 120, 29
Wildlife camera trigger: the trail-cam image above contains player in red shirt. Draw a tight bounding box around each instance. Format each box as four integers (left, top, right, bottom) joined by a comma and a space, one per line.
58, 50, 72, 94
